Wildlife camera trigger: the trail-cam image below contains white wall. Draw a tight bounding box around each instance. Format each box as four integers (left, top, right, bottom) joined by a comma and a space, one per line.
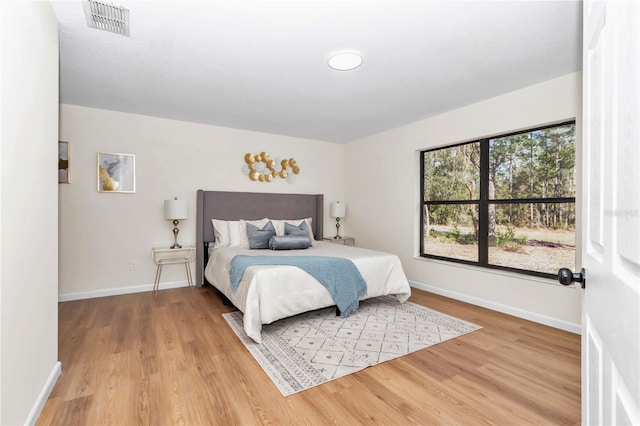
345, 72, 583, 330
0, 2, 60, 424
58, 104, 344, 298
60, 73, 583, 330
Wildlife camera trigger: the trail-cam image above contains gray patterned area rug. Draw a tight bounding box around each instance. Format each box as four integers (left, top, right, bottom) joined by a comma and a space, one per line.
223, 296, 481, 396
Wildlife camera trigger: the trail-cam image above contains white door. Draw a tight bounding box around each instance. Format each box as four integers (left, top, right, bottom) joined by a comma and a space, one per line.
582, 1, 640, 425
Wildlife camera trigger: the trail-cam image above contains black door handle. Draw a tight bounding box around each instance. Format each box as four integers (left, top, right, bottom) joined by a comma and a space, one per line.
558, 268, 586, 288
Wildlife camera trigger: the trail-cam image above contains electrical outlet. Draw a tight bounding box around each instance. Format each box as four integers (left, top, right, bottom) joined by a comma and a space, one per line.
129, 260, 137, 271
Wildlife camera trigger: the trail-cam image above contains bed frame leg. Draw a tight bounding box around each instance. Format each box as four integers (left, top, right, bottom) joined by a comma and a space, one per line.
335, 306, 341, 316
215, 289, 232, 306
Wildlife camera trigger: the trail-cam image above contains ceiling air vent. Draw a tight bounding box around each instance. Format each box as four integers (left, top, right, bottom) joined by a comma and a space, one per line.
83, 0, 130, 36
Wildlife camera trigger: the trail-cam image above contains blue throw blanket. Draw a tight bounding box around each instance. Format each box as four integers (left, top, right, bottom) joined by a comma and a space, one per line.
229, 255, 367, 318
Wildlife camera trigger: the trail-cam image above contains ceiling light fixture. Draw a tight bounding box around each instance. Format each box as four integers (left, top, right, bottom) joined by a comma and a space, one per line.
328, 52, 363, 71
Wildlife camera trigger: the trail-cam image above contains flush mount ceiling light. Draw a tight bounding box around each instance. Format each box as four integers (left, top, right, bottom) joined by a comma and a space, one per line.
328, 52, 363, 71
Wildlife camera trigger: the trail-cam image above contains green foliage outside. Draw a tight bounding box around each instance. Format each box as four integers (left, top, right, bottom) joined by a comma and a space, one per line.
428, 224, 528, 248
429, 225, 477, 245
424, 124, 576, 248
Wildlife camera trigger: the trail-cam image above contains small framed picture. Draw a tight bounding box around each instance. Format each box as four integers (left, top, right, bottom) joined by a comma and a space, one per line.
97, 152, 136, 193
58, 141, 70, 184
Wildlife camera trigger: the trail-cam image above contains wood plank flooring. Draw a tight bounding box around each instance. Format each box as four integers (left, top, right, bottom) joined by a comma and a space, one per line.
38, 286, 581, 425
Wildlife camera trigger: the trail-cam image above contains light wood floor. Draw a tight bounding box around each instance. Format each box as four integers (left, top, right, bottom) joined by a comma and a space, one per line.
38, 286, 581, 425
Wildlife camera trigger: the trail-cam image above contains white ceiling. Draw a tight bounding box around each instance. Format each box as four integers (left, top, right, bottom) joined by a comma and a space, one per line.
51, 1, 582, 143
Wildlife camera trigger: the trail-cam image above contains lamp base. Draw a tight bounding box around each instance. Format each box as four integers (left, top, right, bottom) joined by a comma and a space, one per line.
170, 219, 182, 249
334, 217, 342, 239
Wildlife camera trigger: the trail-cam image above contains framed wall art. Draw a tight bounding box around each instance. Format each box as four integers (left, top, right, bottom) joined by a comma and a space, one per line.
58, 141, 70, 183
97, 152, 136, 193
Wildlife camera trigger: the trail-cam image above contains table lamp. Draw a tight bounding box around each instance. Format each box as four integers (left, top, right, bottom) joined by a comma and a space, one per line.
330, 201, 346, 239
164, 197, 188, 249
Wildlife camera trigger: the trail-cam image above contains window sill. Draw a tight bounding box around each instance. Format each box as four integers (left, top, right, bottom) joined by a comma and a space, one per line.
412, 255, 577, 288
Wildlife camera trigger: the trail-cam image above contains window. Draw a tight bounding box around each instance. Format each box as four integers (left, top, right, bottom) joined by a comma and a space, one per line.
420, 121, 576, 278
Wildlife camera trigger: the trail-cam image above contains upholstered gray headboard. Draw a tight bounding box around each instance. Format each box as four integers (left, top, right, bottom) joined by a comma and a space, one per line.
196, 190, 324, 286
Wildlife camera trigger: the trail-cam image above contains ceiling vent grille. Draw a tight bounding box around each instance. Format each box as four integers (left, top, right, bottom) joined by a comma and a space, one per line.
83, 0, 130, 36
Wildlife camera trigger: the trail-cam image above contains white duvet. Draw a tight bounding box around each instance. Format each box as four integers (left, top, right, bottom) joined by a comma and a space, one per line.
204, 241, 411, 343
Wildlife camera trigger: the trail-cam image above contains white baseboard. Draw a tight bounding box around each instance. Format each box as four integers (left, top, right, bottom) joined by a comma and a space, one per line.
25, 361, 61, 426
409, 280, 582, 335
58, 280, 190, 302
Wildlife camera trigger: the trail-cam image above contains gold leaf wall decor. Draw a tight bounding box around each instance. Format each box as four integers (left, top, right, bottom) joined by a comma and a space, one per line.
241, 152, 300, 184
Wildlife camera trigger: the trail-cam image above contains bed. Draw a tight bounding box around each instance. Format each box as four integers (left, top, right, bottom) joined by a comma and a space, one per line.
196, 190, 411, 343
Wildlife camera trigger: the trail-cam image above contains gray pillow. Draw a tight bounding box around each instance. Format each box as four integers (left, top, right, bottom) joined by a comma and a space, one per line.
284, 221, 310, 238
269, 235, 312, 250
284, 221, 312, 247
246, 220, 276, 249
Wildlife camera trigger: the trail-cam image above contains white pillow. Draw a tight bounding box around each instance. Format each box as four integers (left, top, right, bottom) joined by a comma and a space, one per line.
211, 219, 230, 247
228, 222, 242, 247
239, 218, 270, 249
271, 218, 315, 243
211, 219, 241, 248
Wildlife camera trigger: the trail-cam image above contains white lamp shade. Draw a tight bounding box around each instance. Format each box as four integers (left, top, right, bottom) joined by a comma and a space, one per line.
164, 199, 188, 220
330, 202, 346, 218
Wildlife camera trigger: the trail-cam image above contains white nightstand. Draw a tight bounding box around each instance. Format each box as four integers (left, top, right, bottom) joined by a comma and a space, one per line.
151, 246, 196, 296
323, 237, 355, 246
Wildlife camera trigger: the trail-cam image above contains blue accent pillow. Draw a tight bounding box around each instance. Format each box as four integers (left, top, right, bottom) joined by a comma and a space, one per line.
284, 221, 312, 247
285, 221, 310, 238
269, 235, 312, 250
246, 220, 276, 249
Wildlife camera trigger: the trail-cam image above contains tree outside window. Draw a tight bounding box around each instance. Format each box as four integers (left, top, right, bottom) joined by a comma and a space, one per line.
421, 121, 576, 278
